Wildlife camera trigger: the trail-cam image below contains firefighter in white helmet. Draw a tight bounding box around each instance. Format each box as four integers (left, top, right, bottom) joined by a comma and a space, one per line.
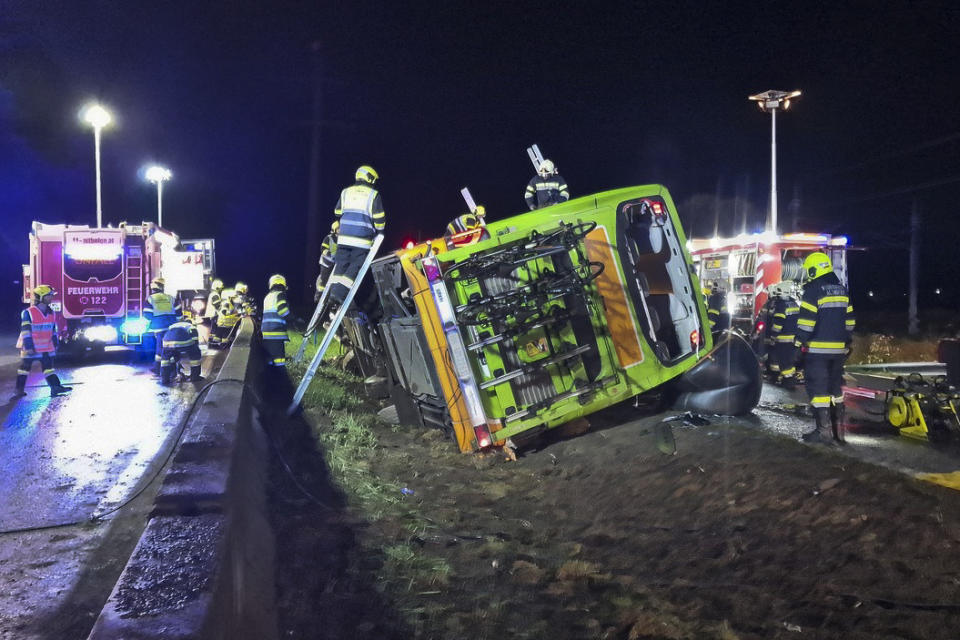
525, 159, 569, 210
12, 285, 71, 399
327, 165, 385, 307
210, 288, 240, 347
262, 274, 291, 367
143, 277, 182, 374
204, 279, 224, 327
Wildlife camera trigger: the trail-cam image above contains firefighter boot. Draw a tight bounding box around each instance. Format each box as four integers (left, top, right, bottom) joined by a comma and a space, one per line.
160, 363, 175, 385
190, 365, 204, 382
47, 374, 72, 397
11, 374, 27, 401
802, 407, 832, 444
831, 402, 847, 445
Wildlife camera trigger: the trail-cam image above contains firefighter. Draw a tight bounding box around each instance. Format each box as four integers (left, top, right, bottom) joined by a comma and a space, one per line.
796, 252, 856, 444
768, 282, 801, 387
327, 165, 385, 307
315, 221, 339, 303
204, 278, 224, 328
12, 285, 71, 399
525, 159, 569, 210
159, 315, 203, 384
444, 205, 490, 248
210, 288, 240, 347
706, 281, 730, 333
234, 281, 255, 316
262, 274, 291, 367
143, 277, 181, 374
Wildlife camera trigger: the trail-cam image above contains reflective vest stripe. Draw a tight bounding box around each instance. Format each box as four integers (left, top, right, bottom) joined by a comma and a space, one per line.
22, 307, 57, 352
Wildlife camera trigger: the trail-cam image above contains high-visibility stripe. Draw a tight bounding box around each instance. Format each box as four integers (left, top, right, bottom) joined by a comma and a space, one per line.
338, 236, 374, 249
800, 301, 817, 312
163, 339, 198, 347
43, 368, 55, 375
811, 395, 832, 408
772, 323, 783, 332
847, 305, 854, 313
774, 312, 786, 319
262, 331, 287, 338
818, 295, 849, 305
775, 335, 795, 342
785, 307, 799, 314
819, 301, 848, 309
189, 360, 201, 366
781, 367, 796, 376
17, 369, 28, 375
810, 341, 845, 349
769, 363, 780, 372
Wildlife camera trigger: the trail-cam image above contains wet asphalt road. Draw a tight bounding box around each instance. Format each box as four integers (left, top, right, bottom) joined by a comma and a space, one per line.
0, 342, 226, 639
753, 373, 960, 479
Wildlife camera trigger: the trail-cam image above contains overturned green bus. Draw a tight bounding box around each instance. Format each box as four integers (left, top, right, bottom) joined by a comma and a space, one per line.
344, 185, 761, 453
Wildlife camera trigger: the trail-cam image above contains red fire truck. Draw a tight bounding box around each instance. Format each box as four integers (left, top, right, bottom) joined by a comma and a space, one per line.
21, 221, 214, 351
688, 232, 849, 332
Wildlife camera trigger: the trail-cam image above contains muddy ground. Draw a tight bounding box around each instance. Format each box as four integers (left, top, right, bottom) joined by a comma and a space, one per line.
265, 374, 960, 640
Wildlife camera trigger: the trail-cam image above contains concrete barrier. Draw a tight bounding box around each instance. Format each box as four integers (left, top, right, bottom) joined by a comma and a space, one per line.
88, 318, 278, 640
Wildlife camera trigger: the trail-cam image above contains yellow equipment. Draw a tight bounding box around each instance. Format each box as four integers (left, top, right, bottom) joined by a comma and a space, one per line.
885, 373, 960, 443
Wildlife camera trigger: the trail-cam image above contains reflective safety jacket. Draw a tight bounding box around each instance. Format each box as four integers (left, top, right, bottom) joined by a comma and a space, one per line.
144, 292, 181, 334
445, 213, 489, 247
205, 289, 222, 319
770, 296, 800, 344
16, 305, 58, 353
335, 182, 385, 249
261, 290, 290, 340
525, 173, 570, 210
796, 272, 855, 355
161, 320, 199, 349
216, 297, 240, 328
320, 232, 338, 271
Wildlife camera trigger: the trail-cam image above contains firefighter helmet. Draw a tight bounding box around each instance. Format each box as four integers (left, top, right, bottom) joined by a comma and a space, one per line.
150, 277, 165, 291
355, 165, 378, 184
268, 274, 287, 289
803, 252, 833, 280
33, 284, 57, 301
211, 279, 224, 291
475, 204, 486, 218
538, 159, 556, 177
235, 282, 248, 295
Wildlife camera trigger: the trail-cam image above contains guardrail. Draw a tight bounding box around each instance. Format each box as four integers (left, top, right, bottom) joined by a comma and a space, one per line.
87, 318, 278, 640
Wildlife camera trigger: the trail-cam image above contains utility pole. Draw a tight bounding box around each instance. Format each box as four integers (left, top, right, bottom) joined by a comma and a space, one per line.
908, 199, 920, 335
304, 41, 323, 303
748, 89, 801, 234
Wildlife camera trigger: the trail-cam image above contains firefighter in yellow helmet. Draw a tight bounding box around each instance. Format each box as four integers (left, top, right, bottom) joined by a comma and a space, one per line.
12, 285, 71, 399
262, 274, 291, 367
327, 165, 385, 306
444, 205, 490, 248
143, 277, 182, 374
796, 252, 856, 444
316, 220, 339, 302
159, 313, 203, 384
233, 281, 255, 316
525, 159, 569, 210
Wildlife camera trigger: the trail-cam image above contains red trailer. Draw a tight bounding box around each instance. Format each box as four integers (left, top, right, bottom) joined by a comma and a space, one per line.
688, 232, 849, 332
21, 221, 212, 350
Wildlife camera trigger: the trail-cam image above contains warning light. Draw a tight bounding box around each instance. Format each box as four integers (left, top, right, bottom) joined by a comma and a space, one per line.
473, 425, 493, 449
403, 239, 416, 250
651, 202, 662, 214
690, 330, 701, 349
756, 320, 765, 333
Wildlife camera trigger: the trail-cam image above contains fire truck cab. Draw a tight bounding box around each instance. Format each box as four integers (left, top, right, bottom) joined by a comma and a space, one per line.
22, 221, 214, 351
688, 232, 849, 332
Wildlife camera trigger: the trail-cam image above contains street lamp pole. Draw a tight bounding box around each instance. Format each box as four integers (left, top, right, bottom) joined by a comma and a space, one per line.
748, 89, 800, 234
81, 104, 112, 228
145, 166, 172, 228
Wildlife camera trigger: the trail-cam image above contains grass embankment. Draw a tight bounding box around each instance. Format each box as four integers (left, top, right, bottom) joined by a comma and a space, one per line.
285, 333, 454, 590
848, 332, 938, 364
283, 333, 741, 638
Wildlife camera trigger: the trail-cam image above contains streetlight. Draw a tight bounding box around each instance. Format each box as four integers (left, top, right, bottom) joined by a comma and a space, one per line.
80, 103, 113, 228
748, 89, 801, 234
144, 165, 172, 228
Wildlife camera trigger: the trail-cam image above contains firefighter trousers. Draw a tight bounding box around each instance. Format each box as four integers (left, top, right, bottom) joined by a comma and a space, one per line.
160, 344, 202, 383
804, 354, 845, 409
263, 338, 287, 367
328, 245, 369, 304
774, 343, 798, 377
16, 352, 61, 391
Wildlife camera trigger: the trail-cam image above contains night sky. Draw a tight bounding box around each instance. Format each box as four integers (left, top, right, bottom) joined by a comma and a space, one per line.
2, 1, 959, 319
